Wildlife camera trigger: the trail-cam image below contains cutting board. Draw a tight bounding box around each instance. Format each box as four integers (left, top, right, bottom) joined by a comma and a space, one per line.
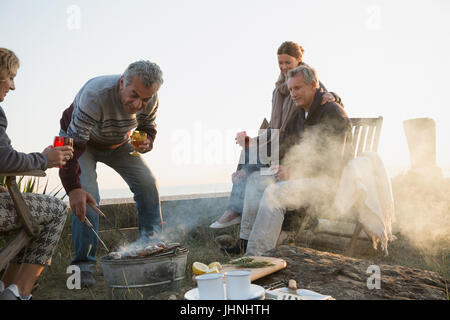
221, 256, 287, 282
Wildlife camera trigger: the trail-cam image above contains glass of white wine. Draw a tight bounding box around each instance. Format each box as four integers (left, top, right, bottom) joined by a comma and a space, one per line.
129, 130, 147, 156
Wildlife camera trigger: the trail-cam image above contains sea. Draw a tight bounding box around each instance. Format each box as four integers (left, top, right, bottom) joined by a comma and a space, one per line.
99, 183, 232, 199
98, 166, 450, 200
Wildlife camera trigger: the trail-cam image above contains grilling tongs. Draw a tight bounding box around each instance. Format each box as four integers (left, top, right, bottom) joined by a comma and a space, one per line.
86, 202, 133, 242
84, 216, 109, 252
82, 203, 131, 252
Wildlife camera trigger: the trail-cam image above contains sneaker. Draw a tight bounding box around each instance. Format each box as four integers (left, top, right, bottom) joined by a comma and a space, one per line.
0, 288, 19, 300
210, 216, 241, 229
0, 284, 32, 300
80, 271, 96, 288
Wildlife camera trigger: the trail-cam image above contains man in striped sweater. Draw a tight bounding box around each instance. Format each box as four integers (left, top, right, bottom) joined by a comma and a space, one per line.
59, 60, 164, 287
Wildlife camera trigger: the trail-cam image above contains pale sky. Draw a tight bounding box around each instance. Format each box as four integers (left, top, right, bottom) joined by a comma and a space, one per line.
1, 0, 449, 194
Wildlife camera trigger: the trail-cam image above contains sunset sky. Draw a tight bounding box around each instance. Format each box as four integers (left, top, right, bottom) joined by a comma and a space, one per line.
1, 0, 449, 196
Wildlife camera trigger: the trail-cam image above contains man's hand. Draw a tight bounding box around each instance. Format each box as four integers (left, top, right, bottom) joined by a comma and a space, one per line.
321, 92, 336, 105
275, 165, 290, 182
0, 186, 8, 193
68, 188, 98, 223
134, 136, 153, 154
232, 169, 247, 184
42, 145, 74, 168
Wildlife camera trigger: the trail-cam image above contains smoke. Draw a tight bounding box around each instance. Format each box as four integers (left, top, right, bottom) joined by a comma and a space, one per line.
275, 122, 450, 257
391, 171, 450, 255
259, 118, 449, 259
116, 118, 449, 259
282, 125, 345, 182
393, 118, 450, 256
114, 227, 170, 255
270, 123, 347, 217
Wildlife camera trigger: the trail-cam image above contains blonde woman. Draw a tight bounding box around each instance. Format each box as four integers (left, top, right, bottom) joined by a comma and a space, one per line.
213, 42, 343, 254
0, 48, 73, 300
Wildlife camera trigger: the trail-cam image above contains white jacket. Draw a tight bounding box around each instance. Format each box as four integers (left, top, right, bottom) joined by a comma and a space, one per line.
334, 152, 396, 255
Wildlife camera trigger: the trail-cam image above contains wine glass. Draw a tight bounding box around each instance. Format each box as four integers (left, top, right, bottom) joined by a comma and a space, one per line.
53, 136, 64, 147
53, 136, 74, 168
64, 137, 74, 148
53, 136, 73, 148
130, 130, 147, 156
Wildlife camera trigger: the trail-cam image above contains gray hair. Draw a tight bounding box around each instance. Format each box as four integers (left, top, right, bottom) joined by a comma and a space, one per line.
286, 65, 319, 88
123, 60, 164, 88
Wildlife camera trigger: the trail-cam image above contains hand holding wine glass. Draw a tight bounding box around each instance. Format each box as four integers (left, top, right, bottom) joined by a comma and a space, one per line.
47, 136, 74, 168
42, 145, 73, 168
130, 130, 149, 156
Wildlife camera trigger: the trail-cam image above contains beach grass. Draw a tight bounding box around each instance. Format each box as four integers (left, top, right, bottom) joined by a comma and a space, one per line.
0, 173, 449, 300
3, 210, 444, 300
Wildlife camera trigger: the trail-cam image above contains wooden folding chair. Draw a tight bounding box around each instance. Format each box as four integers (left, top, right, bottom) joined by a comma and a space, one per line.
343, 116, 383, 256
279, 117, 384, 257
0, 170, 45, 272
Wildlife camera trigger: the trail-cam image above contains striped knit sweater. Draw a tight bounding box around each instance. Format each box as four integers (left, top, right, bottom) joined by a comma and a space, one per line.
59, 75, 159, 193
0, 105, 48, 172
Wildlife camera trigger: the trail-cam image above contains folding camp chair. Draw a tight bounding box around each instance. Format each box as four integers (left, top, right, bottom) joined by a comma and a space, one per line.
279, 117, 384, 257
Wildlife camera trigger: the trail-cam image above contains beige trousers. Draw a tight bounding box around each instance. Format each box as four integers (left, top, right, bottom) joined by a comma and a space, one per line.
241, 173, 335, 256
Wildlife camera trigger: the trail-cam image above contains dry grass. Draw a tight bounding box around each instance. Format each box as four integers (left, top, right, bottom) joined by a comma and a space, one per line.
24, 220, 241, 300
17, 216, 446, 300
1, 171, 449, 299
1, 222, 448, 300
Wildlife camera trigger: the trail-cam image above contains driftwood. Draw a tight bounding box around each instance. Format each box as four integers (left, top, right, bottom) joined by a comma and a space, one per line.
256, 245, 447, 300
403, 118, 437, 169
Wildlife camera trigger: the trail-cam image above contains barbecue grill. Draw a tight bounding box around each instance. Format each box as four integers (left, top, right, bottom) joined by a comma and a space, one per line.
101, 243, 189, 300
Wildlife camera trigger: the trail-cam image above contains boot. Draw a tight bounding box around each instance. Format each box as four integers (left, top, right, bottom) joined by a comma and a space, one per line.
80, 271, 96, 288
220, 239, 248, 255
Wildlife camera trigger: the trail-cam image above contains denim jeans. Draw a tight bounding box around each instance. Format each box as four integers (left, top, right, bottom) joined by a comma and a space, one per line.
61, 131, 163, 272
225, 163, 249, 214
226, 147, 266, 215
